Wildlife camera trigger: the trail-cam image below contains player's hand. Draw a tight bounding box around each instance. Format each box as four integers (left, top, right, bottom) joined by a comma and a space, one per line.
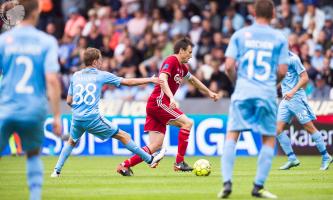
150, 75, 159, 84
209, 91, 220, 102
169, 98, 178, 109
53, 115, 62, 137
284, 91, 295, 101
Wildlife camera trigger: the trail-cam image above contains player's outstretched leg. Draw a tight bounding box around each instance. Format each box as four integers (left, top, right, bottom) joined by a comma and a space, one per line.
51, 138, 76, 177
252, 136, 277, 199
27, 149, 43, 200
114, 130, 166, 176
118, 132, 165, 176
218, 132, 239, 199
168, 116, 193, 172
276, 121, 300, 170
304, 122, 333, 170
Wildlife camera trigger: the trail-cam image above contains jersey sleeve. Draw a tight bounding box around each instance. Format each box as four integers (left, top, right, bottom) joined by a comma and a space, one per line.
278, 37, 289, 65
294, 57, 306, 75
44, 36, 60, 73
225, 32, 239, 59
103, 71, 123, 87
160, 57, 175, 76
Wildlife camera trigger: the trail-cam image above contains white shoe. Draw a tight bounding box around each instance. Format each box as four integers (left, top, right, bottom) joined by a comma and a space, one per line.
149, 148, 167, 168
50, 170, 60, 178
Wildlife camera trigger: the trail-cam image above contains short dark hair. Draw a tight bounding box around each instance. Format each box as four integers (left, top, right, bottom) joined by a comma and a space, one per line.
255, 0, 275, 20
173, 37, 194, 54
19, 0, 39, 20
83, 48, 101, 66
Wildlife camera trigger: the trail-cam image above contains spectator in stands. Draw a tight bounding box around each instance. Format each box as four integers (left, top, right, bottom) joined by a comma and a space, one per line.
277, 0, 293, 28
178, 0, 201, 19
151, 8, 169, 35
64, 7, 86, 38
311, 44, 325, 72
210, 60, 233, 98
58, 34, 75, 73
291, 15, 306, 36
196, 32, 213, 62
189, 15, 202, 45
139, 48, 163, 78
82, 9, 99, 37
202, 1, 221, 31
137, 31, 155, 60
311, 73, 331, 99
87, 24, 103, 49
303, 1, 325, 38
170, 8, 190, 37
118, 46, 141, 78
127, 9, 148, 43
222, 5, 244, 33
323, 15, 333, 41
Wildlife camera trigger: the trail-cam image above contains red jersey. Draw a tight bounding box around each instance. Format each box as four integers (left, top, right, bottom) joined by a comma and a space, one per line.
148, 55, 190, 104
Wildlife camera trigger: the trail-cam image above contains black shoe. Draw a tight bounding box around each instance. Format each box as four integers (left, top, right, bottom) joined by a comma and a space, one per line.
116, 164, 134, 176
252, 184, 277, 199
217, 181, 232, 198
173, 161, 193, 172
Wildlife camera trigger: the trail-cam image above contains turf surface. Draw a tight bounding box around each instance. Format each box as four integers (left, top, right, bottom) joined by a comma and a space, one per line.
0, 156, 332, 200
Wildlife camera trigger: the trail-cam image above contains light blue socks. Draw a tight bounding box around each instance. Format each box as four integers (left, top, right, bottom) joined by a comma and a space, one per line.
254, 145, 274, 186
54, 143, 74, 173
27, 155, 43, 200
222, 140, 236, 183
277, 132, 297, 161
124, 140, 152, 163
311, 131, 329, 158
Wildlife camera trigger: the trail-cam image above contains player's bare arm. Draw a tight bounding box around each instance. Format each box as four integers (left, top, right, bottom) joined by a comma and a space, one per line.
66, 95, 73, 107
159, 72, 177, 109
187, 76, 220, 101
277, 64, 288, 82
46, 73, 62, 136
225, 57, 237, 83
284, 71, 309, 100
121, 75, 158, 86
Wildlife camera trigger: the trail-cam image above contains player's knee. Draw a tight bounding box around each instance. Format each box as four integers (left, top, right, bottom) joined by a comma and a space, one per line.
68, 138, 77, 146
303, 122, 317, 134
150, 141, 163, 152
182, 119, 193, 130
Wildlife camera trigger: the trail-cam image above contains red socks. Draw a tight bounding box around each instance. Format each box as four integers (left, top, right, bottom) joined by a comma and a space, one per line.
176, 129, 190, 163
123, 146, 151, 168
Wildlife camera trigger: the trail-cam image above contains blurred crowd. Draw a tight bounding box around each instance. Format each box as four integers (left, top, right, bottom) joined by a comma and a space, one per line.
3, 0, 333, 100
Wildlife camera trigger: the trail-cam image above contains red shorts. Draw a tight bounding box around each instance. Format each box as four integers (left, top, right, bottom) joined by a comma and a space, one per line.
144, 100, 184, 133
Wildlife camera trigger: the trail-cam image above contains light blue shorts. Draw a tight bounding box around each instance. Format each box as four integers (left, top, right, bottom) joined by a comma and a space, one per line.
0, 117, 45, 152
227, 98, 277, 136
277, 96, 316, 125
71, 116, 119, 142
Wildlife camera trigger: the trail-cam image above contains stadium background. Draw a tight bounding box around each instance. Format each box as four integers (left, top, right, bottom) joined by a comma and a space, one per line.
1, 0, 333, 157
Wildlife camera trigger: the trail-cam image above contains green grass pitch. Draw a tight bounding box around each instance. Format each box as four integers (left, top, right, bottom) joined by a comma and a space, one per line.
0, 156, 332, 200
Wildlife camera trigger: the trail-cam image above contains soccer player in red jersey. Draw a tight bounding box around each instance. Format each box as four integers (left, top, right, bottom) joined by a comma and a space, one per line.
117, 37, 221, 176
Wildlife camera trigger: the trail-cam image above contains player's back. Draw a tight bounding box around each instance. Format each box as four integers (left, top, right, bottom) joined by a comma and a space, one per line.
227, 23, 288, 100
70, 68, 122, 121
0, 26, 59, 120
281, 51, 306, 98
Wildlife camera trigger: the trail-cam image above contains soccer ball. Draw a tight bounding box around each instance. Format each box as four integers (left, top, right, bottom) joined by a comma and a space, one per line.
193, 159, 211, 176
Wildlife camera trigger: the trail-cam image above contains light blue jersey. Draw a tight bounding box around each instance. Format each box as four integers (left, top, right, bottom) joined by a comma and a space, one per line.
226, 23, 289, 135
68, 68, 123, 120
226, 23, 289, 100
0, 25, 59, 151
0, 25, 59, 120
281, 51, 306, 98
278, 52, 316, 124
68, 68, 123, 142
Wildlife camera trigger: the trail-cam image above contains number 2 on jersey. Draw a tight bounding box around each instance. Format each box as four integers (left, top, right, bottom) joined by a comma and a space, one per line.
15, 56, 34, 94
72, 83, 97, 105
244, 50, 272, 81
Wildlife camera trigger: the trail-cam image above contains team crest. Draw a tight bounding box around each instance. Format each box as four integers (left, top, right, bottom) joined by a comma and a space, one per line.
163, 64, 169, 70
174, 74, 182, 84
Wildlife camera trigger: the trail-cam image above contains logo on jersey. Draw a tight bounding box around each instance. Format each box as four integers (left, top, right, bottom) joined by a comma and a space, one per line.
163, 64, 169, 70
174, 74, 182, 85
0, 0, 25, 30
